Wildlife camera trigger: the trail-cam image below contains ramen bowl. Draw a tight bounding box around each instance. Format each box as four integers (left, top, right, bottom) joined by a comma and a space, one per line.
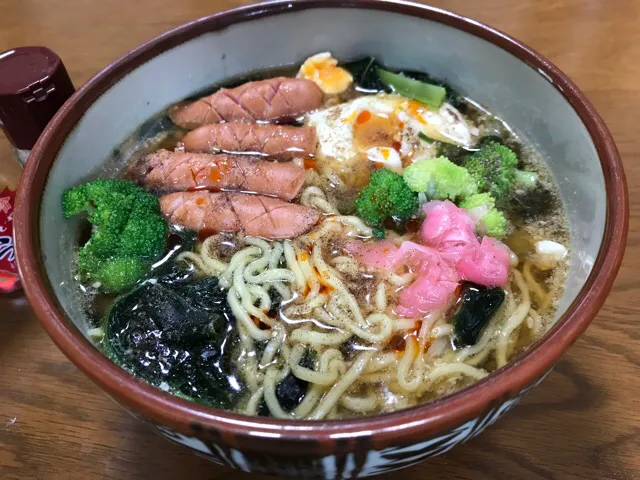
14, 1, 627, 477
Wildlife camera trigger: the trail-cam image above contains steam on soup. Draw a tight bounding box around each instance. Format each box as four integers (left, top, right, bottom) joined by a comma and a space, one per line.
67, 53, 569, 420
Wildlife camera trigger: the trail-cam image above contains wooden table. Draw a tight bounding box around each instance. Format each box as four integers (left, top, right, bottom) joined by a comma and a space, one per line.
1, 0, 638, 478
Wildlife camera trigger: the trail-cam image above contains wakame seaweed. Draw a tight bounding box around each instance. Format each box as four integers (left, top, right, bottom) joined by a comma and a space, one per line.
103, 274, 244, 409
256, 349, 316, 416
508, 185, 557, 221
453, 283, 505, 346
276, 349, 317, 412
343, 57, 388, 92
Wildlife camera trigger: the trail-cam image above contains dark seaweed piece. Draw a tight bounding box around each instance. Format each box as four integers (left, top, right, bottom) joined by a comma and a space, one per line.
144, 226, 198, 286
267, 287, 283, 313
193, 323, 244, 406
343, 57, 387, 92
436, 142, 476, 166
339, 337, 360, 361
104, 275, 244, 409
257, 400, 271, 417
179, 277, 228, 313
478, 135, 504, 148
276, 350, 317, 412
154, 262, 196, 288
453, 283, 505, 347
508, 184, 557, 221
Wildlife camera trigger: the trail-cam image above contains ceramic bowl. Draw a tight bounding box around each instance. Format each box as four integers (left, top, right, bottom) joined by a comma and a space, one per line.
14, 1, 627, 478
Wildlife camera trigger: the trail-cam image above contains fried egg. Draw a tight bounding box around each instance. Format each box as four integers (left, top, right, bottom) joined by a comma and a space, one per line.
297, 52, 353, 95
306, 93, 475, 172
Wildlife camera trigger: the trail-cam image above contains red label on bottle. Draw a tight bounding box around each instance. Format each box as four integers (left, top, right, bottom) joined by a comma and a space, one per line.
0, 187, 19, 292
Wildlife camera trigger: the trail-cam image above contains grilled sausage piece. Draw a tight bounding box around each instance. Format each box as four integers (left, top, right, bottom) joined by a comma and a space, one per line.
160, 191, 320, 239
141, 150, 306, 201
182, 123, 317, 159
170, 77, 323, 128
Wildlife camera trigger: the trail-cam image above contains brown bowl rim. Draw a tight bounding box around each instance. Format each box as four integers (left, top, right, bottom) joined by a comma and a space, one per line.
14, 0, 628, 452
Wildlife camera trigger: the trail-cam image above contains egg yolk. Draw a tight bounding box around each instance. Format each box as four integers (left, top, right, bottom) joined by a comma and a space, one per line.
299, 54, 353, 94
353, 111, 397, 151
356, 110, 372, 125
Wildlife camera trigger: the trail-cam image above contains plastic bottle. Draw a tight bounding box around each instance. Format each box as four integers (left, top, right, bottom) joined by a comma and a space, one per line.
0, 46, 75, 293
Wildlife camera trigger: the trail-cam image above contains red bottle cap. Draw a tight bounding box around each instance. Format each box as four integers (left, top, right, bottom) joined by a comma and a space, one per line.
0, 46, 75, 150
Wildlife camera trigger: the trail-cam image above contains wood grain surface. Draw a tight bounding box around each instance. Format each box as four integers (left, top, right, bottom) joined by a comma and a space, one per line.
1, 1, 638, 479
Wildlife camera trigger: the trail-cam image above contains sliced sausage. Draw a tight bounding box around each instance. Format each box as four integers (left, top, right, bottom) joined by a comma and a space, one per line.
182, 123, 317, 159
170, 77, 323, 129
160, 192, 320, 239
141, 150, 307, 201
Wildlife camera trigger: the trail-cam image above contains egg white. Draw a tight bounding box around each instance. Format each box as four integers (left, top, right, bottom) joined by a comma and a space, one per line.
306, 93, 475, 170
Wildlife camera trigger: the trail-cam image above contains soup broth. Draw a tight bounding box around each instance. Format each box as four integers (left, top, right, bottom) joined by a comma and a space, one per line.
70, 54, 570, 419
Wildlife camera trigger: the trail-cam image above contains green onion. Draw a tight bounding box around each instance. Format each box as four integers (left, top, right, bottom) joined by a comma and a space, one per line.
378, 68, 447, 108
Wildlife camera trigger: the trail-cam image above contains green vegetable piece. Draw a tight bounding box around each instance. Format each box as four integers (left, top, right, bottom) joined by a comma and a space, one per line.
355, 169, 418, 231
436, 141, 473, 166
372, 228, 386, 239
514, 169, 538, 189
62, 178, 169, 292
459, 192, 509, 239
378, 68, 447, 108
458, 192, 495, 210
96, 257, 148, 292
403, 156, 477, 200
62, 185, 90, 218
119, 213, 168, 258
463, 141, 519, 199
418, 132, 436, 144
482, 209, 509, 239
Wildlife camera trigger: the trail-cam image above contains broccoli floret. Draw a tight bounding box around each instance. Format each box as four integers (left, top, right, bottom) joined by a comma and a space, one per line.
63, 178, 138, 217
372, 228, 386, 239
458, 192, 494, 210
95, 257, 148, 291
356, 169, 418, 235
482, 209, 509, 239
62, 178, 168, 292
463, 142, 519, 199
61, 185, 91, 218
459, 193, 509, 239
119, 212, 168, 258
403, 156, 477, 200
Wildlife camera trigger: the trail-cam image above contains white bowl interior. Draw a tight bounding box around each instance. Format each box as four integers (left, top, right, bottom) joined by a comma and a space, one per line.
39, 7, 605, 335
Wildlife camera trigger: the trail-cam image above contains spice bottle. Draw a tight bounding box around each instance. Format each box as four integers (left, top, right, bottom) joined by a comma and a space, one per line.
0, 46, 75, 293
